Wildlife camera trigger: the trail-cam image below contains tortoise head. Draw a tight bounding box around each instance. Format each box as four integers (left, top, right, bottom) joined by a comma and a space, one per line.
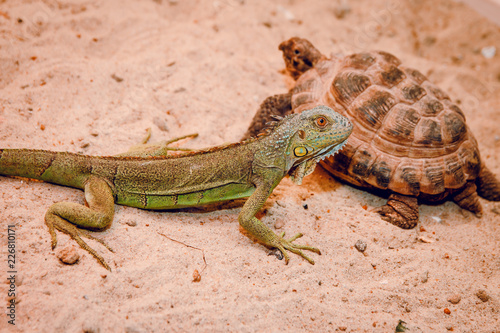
279, 37, 324, 80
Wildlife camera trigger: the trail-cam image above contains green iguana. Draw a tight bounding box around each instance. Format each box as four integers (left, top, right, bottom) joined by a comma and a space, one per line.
0, 105, 352, 270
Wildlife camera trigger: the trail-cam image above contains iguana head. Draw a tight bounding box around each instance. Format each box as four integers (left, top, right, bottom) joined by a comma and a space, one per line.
284, 105, 352, 185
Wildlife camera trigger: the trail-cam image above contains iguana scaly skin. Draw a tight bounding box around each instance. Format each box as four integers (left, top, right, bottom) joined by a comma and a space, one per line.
0, 106, 352, 270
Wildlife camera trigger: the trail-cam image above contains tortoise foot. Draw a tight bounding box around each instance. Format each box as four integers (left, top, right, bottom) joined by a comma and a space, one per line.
374, 194, 419, 229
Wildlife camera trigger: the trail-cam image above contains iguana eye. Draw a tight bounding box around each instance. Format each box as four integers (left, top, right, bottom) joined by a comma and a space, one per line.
315, 116, 328, 128
294, 146, 308, 157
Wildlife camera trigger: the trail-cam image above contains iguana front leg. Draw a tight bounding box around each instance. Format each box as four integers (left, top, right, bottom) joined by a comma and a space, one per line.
239, 171, 321, 264
45, 177, 115, 270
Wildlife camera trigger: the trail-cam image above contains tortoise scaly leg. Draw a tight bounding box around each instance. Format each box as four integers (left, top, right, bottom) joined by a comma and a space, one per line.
45, 177, 115, 270
374, 193, 419, 229
242, 92, 292, 140
476, 164, 500, 201
452, 181, 483, 217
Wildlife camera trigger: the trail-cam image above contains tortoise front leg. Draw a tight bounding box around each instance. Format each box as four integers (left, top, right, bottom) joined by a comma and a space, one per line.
45, 177, 115, 270
374, 193, 419, 229
243, 92, 292, 140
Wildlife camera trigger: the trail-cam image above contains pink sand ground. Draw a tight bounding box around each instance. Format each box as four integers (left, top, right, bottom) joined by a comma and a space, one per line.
1, 0, 499, 332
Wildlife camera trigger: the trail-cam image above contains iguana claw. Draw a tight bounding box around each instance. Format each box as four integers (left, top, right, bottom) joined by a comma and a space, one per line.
275, 232, 321, 265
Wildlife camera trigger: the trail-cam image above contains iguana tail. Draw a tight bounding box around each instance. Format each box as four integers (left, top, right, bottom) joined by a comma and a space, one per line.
0, 148, 92, 189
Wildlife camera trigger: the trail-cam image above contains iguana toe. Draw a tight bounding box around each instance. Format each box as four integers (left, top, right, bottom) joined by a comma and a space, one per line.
275, 232, 321, 265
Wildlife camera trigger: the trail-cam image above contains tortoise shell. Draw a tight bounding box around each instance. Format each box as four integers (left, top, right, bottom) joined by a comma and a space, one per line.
290, 51, 480, 197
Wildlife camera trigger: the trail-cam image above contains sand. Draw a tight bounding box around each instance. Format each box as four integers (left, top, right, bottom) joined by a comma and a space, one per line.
0, 0, 499, 332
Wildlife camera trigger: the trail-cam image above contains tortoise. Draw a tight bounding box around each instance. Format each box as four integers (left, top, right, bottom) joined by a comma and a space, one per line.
244, 37, 500, 228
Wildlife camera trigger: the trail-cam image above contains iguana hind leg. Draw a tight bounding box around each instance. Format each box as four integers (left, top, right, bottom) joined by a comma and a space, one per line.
116, 128, 199, 157
374, 194, 419, 229
45, 177, 115, 270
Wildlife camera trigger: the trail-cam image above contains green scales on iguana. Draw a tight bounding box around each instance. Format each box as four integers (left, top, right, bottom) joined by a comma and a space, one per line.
0, 106, 352, 270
